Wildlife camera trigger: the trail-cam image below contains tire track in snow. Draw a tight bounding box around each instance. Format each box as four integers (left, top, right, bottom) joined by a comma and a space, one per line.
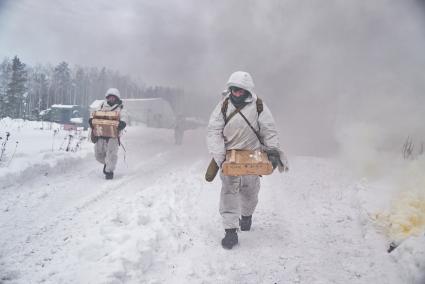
0, 148, 182, 283
1, 124, 406, 283
51, 159, 207, 283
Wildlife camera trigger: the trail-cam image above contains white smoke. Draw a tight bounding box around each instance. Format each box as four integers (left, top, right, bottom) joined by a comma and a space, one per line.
1, 0, 425, 155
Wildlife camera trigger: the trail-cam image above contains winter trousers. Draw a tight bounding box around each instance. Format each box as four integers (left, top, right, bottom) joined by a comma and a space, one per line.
219, 173, 261, 229
94, 137, 119, 173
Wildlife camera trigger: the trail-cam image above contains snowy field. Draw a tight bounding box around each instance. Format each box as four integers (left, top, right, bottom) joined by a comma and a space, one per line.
0, 118, 424, 284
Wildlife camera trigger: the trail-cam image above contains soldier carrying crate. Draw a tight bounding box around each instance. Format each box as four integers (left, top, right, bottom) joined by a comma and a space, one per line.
89, 88, 127, 180
206, 71, 289, 249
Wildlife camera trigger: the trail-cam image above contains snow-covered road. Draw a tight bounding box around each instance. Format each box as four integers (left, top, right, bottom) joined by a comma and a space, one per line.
0, 123, 421, 283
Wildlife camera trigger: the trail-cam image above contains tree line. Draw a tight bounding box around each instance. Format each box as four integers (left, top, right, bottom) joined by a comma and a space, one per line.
0, 56, 183, 119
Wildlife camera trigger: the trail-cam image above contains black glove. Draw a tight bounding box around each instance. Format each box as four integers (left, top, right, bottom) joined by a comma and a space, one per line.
88, 118, 94, 128
268, 154, 280, 170
90, 131, 98, 143
266, 149, 282, 170
118, 121, 126, 131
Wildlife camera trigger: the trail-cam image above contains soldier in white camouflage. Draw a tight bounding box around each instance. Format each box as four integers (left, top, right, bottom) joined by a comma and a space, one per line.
207, 71, 288, 249
89, 88, 128, 180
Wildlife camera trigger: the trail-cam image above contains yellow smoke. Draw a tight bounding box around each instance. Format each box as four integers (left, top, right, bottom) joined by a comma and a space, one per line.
376, 192, 425, 242
374, 158, 425, 243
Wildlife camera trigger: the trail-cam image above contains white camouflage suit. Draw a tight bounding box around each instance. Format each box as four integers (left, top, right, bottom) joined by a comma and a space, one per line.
207, 71, 284, 229
94, 88, 128, 173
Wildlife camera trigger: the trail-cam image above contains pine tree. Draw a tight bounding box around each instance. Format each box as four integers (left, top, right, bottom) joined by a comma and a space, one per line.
27, 65, 49, 116
75, 67, 89, 106
2, 57, 148, 117
52, 62, 71, 105
0, 58, 12, 117
5, 56, 27, 118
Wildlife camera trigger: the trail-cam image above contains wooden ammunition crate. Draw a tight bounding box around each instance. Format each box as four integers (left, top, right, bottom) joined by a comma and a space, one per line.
92, 119, 119, 138
222, 149, 273, 176
92, 111, 120, 121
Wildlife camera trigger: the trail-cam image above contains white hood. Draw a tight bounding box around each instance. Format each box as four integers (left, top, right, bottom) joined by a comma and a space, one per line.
226, 71, 255, 93
105, 88, 121, 99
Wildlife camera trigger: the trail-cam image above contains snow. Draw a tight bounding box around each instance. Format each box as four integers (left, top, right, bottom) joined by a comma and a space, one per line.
0, 118, 424, 283
70, 118, 83, 124
51, 105, 78, 109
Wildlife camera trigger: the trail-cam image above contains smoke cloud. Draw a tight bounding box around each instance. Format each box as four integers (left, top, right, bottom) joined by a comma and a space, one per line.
1, 0, 425, 155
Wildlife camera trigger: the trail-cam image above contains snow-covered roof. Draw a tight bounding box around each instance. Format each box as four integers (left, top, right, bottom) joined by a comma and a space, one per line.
123, 98, 166, 102
51, 104, 78, 109
39, 109, 50, 115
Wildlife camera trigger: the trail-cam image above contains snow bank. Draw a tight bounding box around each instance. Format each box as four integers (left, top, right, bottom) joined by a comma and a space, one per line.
0, 118, 92, 187
392, 236, 425, 284
1, 118, 424, 283
337, 121, 425, 283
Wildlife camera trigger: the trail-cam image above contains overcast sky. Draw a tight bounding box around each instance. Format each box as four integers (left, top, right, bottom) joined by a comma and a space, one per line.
1, 0, 425, 154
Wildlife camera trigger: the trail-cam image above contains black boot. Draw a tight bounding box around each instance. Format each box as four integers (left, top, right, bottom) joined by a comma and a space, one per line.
239, 215, 252, 231
103, 164, 107, 174
105, 171, 114, 180
221, 228, 238, 249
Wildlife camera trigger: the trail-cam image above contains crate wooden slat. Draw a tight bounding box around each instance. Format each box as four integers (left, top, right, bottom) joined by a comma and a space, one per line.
92, 111, 120, 121
222, 149, 273, 176
92, 119, 119, 138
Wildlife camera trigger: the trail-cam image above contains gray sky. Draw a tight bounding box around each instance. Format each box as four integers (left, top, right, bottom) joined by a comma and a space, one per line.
1, 0, 425, 155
